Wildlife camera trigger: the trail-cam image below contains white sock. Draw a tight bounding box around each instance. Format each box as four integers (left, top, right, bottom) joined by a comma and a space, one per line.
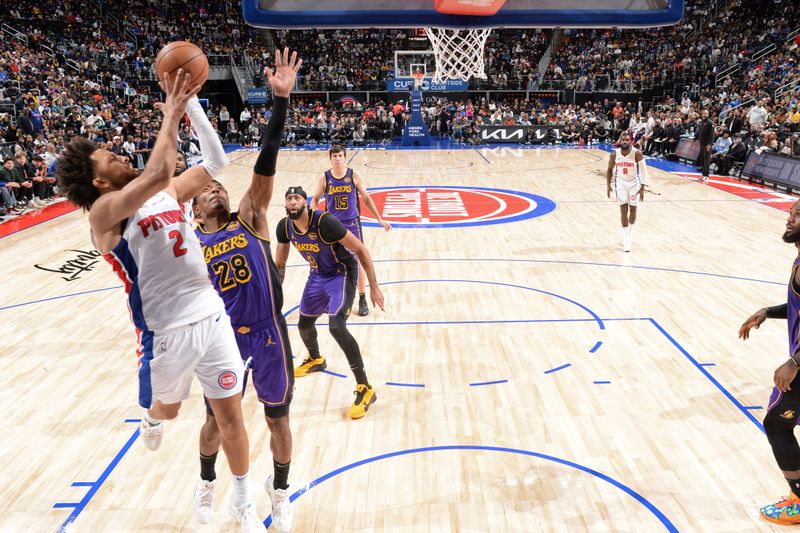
143, 411, 161, 426
628, 224, 634, 239
231, 471, 252, 508
623, 226, 629, 240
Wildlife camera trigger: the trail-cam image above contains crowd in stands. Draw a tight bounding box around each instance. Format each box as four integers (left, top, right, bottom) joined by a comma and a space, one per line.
1, 0, 799, 221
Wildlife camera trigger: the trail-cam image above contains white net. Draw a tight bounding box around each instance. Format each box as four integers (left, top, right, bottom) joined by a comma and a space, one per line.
424, 27, 492, 83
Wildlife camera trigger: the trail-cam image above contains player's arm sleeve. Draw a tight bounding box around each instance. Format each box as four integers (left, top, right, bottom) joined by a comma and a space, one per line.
254, 96, 288, 177
766, 304, 788, 319
275, 218, 290, 243
318, 213, 348, 243
186, 97, 227, 178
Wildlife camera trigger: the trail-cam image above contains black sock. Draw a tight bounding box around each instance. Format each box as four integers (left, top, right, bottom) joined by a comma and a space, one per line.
787, 478, 800, 497
200, 452, 218, 482
359, 293, 366, 302
273, 460, 290, 490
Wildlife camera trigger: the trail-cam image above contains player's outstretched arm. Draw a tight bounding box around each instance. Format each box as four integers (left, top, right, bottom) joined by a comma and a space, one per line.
90, 70, 198, 234
239, 48, 302, 238
169, 97, 229, 203
310, 174, 326, 210
739, 304, 787, 340
275, 242, 290, 283
353, 171, 391, 231
340, 231, 384, 311
606, 151, 616, 199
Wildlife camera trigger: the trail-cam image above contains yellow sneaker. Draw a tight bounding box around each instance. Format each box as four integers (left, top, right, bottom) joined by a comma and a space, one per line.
349, 384, 377, 419
294, 356, 327, 377
761, 492, 800, 525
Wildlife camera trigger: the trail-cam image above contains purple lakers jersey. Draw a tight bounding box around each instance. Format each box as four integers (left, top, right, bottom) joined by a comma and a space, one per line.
284, 209, 355, 277
196, 214, 283, 327
789, 256, 800, 357
324, 167, 360, 221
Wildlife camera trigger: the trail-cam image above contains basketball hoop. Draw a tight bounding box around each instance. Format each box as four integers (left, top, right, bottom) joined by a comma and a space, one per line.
412, 70, 426, 90
425, 27, 492, 83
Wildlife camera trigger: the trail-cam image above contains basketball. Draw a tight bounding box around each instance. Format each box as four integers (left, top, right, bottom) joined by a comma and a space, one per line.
155, 41, 209, 86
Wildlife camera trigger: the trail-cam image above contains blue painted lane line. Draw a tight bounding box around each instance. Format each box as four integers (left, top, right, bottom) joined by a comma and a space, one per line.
593, 380, 612, 385
469, 379, 508, 387
474, 148, 492, 164
698, 363, 716, 367
55, 427, 141, 533
70, 482, 95, 487
385, 381, 426, 388
53, 503, 79, 508
589, 341, 603, 353
744, 406, 763, 410
544, 363, 572, 374
321, 369, 347, 379
123, 418, 141, 423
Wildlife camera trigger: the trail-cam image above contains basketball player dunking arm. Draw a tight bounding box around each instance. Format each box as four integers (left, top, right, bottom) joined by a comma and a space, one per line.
275, 187, 385, 419
190, 48, 301, 533
310, 143, 391, 317
55, 71, 265, 531
739, 199, 800, 526
606, 131, 648, 252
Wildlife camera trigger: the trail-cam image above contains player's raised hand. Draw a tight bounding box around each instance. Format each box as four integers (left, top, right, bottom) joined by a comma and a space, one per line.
738, 308, 768, 340
370, 284, 385, 312
379, 219, 392, 231
155, 69, 201, 119
265, 47, 303, 98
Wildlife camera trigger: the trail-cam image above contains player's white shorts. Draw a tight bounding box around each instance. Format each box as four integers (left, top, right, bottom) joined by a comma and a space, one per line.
615, 180, 641, 206
137, 311, 244, 408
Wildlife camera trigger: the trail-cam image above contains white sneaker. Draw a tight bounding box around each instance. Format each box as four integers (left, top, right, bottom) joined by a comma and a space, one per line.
139, 417, 163, 451
193, 478, 216, 524
33, 197, 46, 207
266, 475, 293, 533
228, 499, 265, 532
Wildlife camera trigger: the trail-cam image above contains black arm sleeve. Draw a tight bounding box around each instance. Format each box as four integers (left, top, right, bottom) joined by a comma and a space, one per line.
766, 303, 788, 319
318, 213, 348, 243
275, 218, 290, 243
253, 96, 289, 177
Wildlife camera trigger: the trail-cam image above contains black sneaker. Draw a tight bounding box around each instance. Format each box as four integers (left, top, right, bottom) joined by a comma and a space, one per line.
358, 298, 369, 316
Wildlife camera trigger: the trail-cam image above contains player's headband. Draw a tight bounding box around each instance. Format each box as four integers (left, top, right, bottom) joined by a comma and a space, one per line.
285, 186, 307, 199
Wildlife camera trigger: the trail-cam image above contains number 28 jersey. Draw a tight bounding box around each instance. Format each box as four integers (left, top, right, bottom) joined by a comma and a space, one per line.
196, 214, 284, 328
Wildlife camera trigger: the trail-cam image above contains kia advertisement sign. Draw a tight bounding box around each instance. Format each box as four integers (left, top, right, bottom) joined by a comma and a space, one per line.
480, 125, 528, 143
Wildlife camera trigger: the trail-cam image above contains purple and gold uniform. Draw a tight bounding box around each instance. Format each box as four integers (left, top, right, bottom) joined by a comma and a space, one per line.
276, 208, 357, 317
197, 214, 293, 411
323, 167, 362, 241
767, 256, 800, 414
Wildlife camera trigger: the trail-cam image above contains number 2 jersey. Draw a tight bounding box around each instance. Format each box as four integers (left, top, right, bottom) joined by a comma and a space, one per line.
102, 191, 225, 333
196, 213, 284, 328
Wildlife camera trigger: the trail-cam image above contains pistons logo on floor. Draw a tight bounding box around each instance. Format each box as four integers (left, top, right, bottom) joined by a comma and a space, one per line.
218, 370, 238, 390
325, 186, 555, 228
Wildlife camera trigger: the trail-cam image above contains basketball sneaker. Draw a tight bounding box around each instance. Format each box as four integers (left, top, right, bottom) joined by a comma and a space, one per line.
294, 356, 326, 377
227, 499, 266, 532
139, 417, 163, 451
623, 237, 631, 253
265, 475, 293, 533
358, 297, 369, 317
349, 384, 377, 419
193, 478, 216, 524
760, 492, 800, 525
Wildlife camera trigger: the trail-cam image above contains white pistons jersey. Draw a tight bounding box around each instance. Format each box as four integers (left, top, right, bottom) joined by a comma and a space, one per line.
614, 147, 640, 184
103, 191, 225, 333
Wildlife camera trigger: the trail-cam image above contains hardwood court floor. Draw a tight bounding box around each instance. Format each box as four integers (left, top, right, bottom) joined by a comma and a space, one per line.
0, 146, 794, 532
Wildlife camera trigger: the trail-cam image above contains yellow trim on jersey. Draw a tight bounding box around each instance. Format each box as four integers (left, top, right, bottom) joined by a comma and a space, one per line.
196, 218, 232, 235
237, 213, 270, 243
791, 263, 800, 298
290, 209, 313, 236
317, 211, 338, 245
329, 167, 351, 180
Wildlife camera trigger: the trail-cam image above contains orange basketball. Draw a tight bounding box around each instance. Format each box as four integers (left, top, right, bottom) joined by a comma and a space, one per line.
155, 41, 209, 87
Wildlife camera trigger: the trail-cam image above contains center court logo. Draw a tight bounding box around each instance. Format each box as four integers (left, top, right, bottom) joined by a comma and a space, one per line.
352, 186, 556, 228
320, 186, 555, 228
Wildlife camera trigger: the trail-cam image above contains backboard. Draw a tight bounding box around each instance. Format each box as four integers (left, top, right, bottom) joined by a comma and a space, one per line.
244, 0, 684, 29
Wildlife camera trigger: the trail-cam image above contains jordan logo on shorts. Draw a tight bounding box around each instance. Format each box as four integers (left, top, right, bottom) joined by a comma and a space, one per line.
265, 336, 275, 347
782, 410, 796, 419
